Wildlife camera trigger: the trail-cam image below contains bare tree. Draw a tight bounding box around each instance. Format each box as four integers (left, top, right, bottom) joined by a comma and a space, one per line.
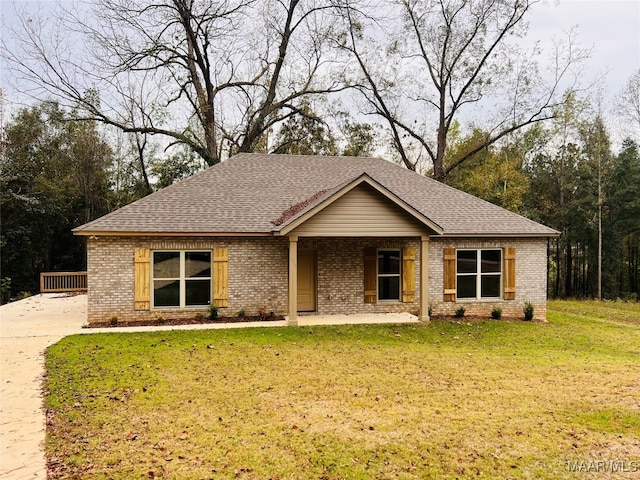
1, 0, 349, 166
617, 69, 640, 140
340, 0, 590, 181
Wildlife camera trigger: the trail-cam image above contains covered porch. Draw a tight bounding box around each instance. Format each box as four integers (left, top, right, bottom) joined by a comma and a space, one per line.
286, 236, 433, 326
270, 174, 443, 326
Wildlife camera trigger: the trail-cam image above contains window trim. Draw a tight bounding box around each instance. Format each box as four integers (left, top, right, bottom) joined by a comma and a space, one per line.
377, 248, 402, 302
455, 248, 502, 301
151, 250, 212, 309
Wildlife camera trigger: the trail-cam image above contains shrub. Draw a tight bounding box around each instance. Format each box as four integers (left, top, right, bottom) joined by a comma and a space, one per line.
16, 291, 32, 301
491, 306, 502, 320
0, 277, 11, 305
195, 313, 205, 321
237, 309, 246, 318
523, 301, 534, 321
209, 304, 218, 320
454, 306, 466, 318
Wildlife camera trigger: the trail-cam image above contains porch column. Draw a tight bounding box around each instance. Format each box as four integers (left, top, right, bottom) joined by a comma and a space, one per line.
288, 236, 298, 326
420, 235, 430, 322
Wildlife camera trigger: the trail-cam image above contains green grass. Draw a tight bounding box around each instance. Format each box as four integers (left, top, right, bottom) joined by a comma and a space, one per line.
45, 300, 640, 479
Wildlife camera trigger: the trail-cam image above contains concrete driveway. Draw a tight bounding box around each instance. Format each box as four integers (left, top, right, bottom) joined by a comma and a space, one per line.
0, 294, 419, 479
0, 294, 87, 479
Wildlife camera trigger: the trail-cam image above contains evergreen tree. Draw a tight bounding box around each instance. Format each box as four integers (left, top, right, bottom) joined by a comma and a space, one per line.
607, 140, 640, 298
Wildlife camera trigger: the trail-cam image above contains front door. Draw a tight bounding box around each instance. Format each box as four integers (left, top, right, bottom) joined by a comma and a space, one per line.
297, 250, 316, 311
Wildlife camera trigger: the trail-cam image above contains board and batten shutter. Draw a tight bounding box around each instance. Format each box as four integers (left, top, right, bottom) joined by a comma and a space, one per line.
212, 247, 229, 307
363, 247, 377, 303
134, 248, 151, 311
402, 247, 416, 302
443, 247, 456, 302
503, 247, 516, 300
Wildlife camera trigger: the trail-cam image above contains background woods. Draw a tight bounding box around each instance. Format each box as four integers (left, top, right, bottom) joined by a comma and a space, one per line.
0, 101, 112, 299
0, 0, 638, 302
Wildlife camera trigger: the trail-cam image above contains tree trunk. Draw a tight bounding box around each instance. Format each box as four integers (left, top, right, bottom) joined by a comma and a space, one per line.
598, 202, 602, 299
433, 100, 447, 181
239, 0, 299, 154
631, 237, 639, 295
565, 240, 573, 297
597, 147, 602, 300
555, 236, 561, 298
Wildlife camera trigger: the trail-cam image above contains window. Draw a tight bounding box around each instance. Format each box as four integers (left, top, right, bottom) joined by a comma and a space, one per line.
378, 249, 401, 301
456, 249, 501, 300
152, 251, 211, 308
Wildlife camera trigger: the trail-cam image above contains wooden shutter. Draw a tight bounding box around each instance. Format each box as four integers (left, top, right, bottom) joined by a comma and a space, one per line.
363, 247, 377, 304
134, 248, 150, 311
443, 247, 456, 302
503, 247, 516, 300
212, 247, 229, 307
402, 247, 416, 302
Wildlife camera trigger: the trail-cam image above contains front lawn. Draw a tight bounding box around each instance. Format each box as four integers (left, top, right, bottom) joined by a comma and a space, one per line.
45, 301, 640, 479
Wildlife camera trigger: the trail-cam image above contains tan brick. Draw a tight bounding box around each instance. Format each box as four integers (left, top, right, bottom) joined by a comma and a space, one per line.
428, 238, 548, 321
86, 236, 548, 324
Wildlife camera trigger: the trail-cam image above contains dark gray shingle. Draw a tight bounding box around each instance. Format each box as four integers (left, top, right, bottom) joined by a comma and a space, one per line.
74, 153, 557, 236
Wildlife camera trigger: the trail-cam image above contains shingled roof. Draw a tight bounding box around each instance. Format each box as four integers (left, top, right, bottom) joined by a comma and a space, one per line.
73, 153, 558, 237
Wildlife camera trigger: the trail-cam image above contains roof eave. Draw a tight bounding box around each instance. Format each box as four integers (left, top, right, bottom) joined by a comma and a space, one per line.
73, 230, 274, 237
438, 232, 560, 238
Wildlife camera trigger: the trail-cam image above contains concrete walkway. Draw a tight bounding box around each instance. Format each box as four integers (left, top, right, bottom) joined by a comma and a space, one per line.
0, 294, 87, 479
0, 294, 418, 479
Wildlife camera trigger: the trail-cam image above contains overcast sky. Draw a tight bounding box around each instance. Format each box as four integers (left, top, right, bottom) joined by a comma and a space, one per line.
1, 0, 639, 142
2, 0, 637, 87
528, 0, 639, 98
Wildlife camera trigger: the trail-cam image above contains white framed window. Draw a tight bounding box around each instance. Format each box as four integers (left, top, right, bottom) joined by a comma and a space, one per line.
152, 251, 211, 308
378, 249, 401, 301
456, 249, 502, 300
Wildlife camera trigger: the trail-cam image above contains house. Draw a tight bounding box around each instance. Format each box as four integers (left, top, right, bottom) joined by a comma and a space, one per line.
73, 153, 558, 325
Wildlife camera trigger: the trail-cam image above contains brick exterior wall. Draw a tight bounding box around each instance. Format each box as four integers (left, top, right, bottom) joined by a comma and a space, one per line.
86, 235, 548, 324
87, 236, 290, 324
428, 237, 548, 321
306, 237, 421, 316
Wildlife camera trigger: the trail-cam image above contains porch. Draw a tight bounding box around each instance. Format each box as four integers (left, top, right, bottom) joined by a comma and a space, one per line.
286, 236, 431, 326
291, 311, 420, 326
267, 174, 443, 325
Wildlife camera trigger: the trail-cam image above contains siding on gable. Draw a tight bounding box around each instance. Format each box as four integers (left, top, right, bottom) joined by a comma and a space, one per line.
291, 184, 429, 237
